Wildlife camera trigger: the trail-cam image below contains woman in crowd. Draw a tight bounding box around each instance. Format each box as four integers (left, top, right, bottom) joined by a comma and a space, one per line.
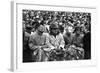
63, 26, 74, 46
63, 26, 84, 60
73, 27, 84, 47
29, 22, 49, 62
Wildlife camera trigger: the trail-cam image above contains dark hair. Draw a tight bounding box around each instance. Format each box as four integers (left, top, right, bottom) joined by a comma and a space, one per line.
26, 25, 32, 30
59, 25, 64, 33
32, 21, 43, 30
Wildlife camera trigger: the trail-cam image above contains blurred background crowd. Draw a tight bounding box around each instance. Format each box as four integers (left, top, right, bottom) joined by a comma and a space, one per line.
23, 10, 91, 34
23, 10, 91, 62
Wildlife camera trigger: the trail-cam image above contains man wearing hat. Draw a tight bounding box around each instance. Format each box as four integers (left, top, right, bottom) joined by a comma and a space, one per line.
45, 22, 65, 61
29, 23, 49, 62
46, 22, 65, 50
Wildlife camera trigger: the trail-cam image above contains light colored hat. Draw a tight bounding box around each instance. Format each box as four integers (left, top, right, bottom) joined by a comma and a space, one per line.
50, 22, 59, 29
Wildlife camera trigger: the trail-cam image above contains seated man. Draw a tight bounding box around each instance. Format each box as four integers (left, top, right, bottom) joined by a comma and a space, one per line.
46, 22, 65, 61
46, 22, 65, 50
29, 22, 49, 62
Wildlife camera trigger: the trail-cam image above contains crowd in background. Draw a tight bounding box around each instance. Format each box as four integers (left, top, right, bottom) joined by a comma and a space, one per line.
23, 10, 91, 62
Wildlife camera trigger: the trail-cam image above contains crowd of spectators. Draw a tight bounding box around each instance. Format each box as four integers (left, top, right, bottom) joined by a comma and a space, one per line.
23, 10, 91, 34
23, 10, 91, 62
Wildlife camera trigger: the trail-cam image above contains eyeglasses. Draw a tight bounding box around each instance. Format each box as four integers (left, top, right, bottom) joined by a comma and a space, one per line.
51, 28, 59, 30
38, 30, 44, 33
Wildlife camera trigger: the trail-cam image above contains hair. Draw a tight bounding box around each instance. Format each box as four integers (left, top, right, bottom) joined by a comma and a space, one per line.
32, 21, 43, 30
59, 25, 64, 33
25, 24, 32, 31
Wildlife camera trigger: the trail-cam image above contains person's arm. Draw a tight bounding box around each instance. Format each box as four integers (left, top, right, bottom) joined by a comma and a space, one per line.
40, 34, 49, 49
59, 34, 65, 48
45, 34, 55, 49
29, 35, 39, 50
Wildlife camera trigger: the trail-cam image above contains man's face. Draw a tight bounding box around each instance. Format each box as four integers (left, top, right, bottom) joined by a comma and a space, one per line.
52, 28, 59, 35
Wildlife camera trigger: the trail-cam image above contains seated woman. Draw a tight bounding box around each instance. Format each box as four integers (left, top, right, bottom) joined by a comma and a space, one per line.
73, 27, 84, 48
63, 26, 75, 46
29, 22, 49, 62
63, 26, 84, 60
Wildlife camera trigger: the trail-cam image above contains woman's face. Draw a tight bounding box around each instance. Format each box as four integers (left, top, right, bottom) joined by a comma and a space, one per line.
68, 26, 74, 33
37, 25, 45, 35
